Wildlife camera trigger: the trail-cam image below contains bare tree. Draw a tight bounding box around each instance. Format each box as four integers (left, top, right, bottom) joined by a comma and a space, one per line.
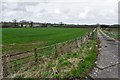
12, 19, 17, 28
20, 20, 27, 28
30, 21, 33, 28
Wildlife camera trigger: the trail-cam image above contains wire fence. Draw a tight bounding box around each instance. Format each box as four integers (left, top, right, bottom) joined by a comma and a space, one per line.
2, 30, 95, 78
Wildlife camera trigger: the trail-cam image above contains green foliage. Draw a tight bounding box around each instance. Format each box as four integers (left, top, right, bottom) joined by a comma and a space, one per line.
3, 28, 97, 78
41, 71, 51, 77
65, 52, 78, 58
53, 73, 61, 78
3, 28, 93, 54
104, 29, 120, 40
3, 28, 91, 45
68, 39, 97, 78
0, 28, 2, 44
58, 60, 70, 67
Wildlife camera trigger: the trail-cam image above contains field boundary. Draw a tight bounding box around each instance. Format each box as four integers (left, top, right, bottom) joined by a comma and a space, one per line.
99, 28, 119, 42
2, 29, 96, 78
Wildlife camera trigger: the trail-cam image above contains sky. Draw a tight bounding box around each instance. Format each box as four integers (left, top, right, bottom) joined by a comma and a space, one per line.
0, 0, 119, 24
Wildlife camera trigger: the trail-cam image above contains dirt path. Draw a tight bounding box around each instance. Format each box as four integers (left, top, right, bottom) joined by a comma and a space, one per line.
88, 28, 120, 79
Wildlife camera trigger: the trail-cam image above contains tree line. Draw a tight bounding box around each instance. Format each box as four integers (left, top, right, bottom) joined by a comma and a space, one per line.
0, 19, 120, 28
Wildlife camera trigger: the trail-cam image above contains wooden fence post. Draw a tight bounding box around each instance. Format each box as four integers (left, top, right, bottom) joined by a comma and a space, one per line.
75, 38, 79, 48
54, 44, 58, 58
34, 48, 38, 64
80, 37, 82, 46
92, 31, 94, 40
2, 55, 8, 78
86, 33, 89, 42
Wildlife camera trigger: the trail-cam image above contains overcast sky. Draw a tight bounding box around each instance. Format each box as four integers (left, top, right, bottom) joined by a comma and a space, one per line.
0, 0, 119, 24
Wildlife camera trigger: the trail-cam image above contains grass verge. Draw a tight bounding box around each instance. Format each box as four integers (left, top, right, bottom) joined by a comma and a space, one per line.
12, 34, 98, 79
103, 30, 120, 41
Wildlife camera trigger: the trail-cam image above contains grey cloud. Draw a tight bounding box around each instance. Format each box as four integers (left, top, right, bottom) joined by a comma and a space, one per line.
12, 6, 26, 11
17, 2, 39, 6
40, 9, 47, 13
1, 2, 27, 12
0, 0, 118, 24
1, 2, 8, 11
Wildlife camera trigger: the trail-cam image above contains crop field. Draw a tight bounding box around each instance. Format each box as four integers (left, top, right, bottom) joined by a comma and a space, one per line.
2, 28, 93, 54
0, 28, 2, 44
2, 27, 98, 78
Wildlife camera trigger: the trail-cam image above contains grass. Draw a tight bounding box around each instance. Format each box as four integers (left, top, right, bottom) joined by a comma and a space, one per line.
0, 28, 2, 44
3, 28, 97, 79
0, 28, 2, 55
103, 28, 120, 41
3, 28, 91, 45
12, 35, 97, 79
2, 28, 93, 54
66, 40, 97, 78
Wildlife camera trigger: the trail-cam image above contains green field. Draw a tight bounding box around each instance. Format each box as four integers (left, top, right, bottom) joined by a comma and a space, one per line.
2, 28, 93, 54
0, 28, 2, 44
2, 28, 98, 78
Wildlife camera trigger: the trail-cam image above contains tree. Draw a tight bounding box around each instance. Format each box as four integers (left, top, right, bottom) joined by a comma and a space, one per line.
30, 21, 33, 28
20, 20, 27, 28
12, 19, 17, 28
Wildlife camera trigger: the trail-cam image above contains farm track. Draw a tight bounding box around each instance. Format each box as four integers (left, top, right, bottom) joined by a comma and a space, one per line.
88, 28, 120, 79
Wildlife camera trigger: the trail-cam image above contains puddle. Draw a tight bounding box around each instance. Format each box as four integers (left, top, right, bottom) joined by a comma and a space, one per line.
104, 46, 107, 47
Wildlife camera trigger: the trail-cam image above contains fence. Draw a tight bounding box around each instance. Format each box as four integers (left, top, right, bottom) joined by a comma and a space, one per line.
2, 30, 95, 78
